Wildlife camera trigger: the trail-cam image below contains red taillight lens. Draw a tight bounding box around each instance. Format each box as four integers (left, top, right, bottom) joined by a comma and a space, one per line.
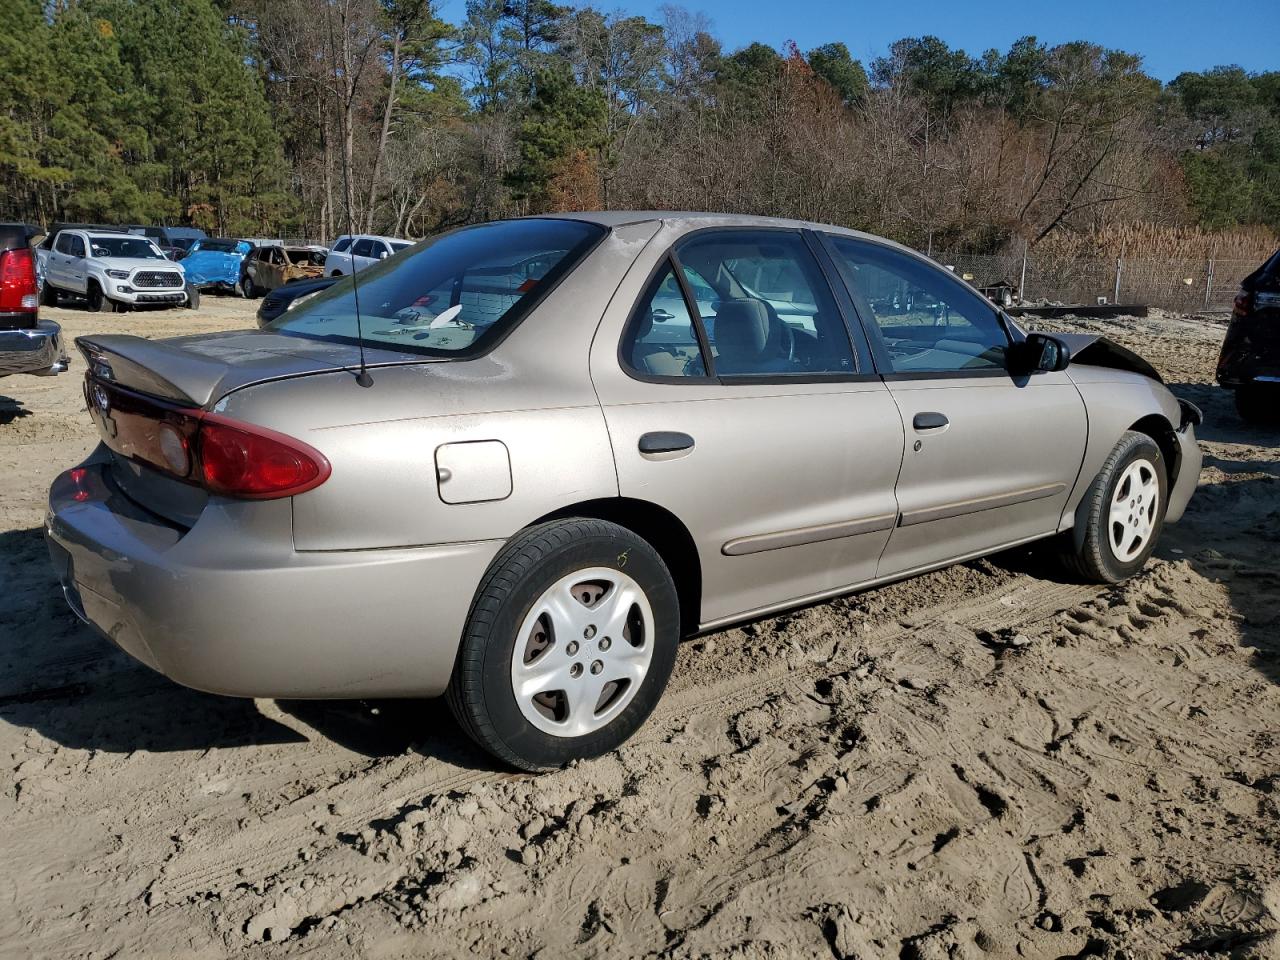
1233, 289, 1253, 316
0, 248, 38, 313
198, 415, 330, 499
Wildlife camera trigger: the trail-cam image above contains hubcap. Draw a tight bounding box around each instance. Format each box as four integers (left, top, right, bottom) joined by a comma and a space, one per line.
510, 567, 654, 738
1108, 458, 1159, 563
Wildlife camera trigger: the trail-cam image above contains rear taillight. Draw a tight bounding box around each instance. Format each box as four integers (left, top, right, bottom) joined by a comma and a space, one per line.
0, 248, 38, 313
1233, 289, 1253, 316
84, 376, 330, 500
198, 415, 330, 499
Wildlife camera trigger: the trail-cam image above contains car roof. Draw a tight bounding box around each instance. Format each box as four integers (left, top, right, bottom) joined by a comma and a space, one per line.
524, 210, 920, 256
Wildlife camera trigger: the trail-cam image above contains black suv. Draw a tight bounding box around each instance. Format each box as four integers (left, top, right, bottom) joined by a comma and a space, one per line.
1217, 249, 1280, 423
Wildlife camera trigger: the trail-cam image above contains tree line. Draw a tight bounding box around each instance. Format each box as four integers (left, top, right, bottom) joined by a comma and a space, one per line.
2, 0, 1277, 256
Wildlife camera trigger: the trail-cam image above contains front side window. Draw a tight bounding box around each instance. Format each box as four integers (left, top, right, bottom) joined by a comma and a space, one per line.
621, 260, 708, 378
68, 235, 86, 258
271, 218, 603, 357
675, 230, 856, 377
351, 238, 375, 258
827, 236, 1009, 374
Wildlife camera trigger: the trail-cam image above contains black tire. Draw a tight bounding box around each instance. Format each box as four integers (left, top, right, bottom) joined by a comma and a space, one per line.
87, 281, 116, 313
241, 274, 257, 299
1057, 431, 1168, 584
447, 518, 680, 771
185, 284, 200, 310
41, 283, 59, 308
1235, 385, 1277, 424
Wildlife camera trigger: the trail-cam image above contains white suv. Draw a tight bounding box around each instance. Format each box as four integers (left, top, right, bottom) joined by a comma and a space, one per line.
41, 229, 191, 312
323, 233, 412, 277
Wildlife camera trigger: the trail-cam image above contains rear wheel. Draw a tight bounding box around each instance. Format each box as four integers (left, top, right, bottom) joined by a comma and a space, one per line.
1235, 385, 1278, 424
447, 518, 680, 771
87, 281, 116, 313
1058, 431, 1167, 583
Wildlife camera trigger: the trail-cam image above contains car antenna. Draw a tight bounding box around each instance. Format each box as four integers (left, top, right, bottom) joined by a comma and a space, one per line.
329, 15, 373, 388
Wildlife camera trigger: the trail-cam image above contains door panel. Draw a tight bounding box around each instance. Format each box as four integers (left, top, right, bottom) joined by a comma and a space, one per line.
821, 233, 1090, 576
601, 386, 904, 623
877, 374, 1086, 576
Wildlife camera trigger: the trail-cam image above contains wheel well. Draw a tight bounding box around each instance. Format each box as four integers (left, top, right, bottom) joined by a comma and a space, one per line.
536, 498, 702, 637
1129, 414, 1180, 487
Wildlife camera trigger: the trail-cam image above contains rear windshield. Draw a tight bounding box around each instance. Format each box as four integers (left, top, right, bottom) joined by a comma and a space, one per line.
269, 219, 605, 357
89, 236, 163, 259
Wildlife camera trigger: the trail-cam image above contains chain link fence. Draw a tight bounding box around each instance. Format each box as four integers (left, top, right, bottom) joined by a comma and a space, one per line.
929, 249, 1257, 312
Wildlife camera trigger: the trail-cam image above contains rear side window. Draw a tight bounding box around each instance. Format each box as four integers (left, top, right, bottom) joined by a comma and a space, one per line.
674, 230, 856, 377
54, 233, 72, 254
332, 237, 351, 254
272, 218, 604, 357
622, 260, 708, 378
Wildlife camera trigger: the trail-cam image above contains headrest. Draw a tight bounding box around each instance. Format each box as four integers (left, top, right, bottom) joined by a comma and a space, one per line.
714, 299, 772, 364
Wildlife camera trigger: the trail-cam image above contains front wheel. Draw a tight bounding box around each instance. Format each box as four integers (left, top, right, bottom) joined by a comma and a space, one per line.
87, 282, 116, 313
1057, 431, 1168, 583
185, 284, 200, 310
447, 518, 680, 771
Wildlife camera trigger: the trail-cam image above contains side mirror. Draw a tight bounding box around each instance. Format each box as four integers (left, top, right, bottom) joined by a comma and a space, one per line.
379, 251, 389, 260
1008, 332, 1071, 375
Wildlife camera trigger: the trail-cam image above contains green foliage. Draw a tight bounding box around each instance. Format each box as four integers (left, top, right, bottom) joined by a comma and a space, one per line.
806, 42, 868, 105
1172, 68, 1280, 230
507, 63, 606, 206
0, 0, 286, 231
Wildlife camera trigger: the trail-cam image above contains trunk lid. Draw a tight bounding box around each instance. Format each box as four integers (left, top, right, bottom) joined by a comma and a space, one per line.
76, 330, 435, 408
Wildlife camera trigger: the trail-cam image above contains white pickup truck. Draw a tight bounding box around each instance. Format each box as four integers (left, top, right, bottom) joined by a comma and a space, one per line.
40, 229, 194, 312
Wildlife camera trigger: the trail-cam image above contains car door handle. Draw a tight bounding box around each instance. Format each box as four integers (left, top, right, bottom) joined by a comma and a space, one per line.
638, 431, 694, 454
912, 412, 949, 431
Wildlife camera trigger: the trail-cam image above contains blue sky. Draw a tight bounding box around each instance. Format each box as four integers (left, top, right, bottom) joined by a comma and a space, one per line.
435, 0, 1279, 83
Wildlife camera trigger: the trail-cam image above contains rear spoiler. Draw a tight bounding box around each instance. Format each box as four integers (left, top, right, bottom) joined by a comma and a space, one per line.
78, 335, 229, 407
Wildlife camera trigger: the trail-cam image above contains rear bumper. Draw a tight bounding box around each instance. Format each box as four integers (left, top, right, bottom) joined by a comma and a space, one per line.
45, 459, 501, 699
0, 321, 69, 378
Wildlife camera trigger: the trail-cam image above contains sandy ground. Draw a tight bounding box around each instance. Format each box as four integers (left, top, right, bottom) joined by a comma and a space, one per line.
1, 300, 1278, 960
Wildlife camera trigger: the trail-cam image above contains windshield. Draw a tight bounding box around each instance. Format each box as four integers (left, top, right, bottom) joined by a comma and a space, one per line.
390, 241, 411, 253
89, 236, 163, 259
269, 219, 604, 357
